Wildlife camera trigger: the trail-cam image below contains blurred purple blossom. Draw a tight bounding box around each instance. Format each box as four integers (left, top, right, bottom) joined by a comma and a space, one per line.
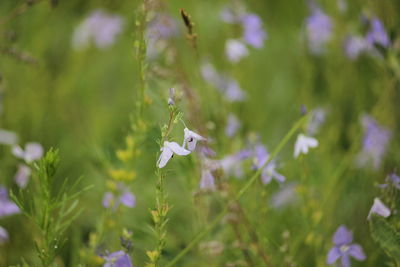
0, 226, 8, 244
253, 144, 285, 185
219, 149, 251, 178
183, 128, 206, 151
157, 141, 190, 168
356, 115, 391, 170
102, 184, 136, 210
225, 114, 241, 137
0, 186, 20, 218
368, 197, 391, 220
379, 173, 400, 190
12, 142, 43, 163
103, 250, 132, 267
344, 35, 369, 60
366, 17, 390, 48
270, 183, 298, 208
306, 107, 327, 136
199, 169, 216, 191
72, 10, 123, 50
14, 164, 31, 188
305, 6, 333, 55
225, 39, 249, 62
327, 225, 366, 267
0, 129, 17, 146
240, 14, 267, 48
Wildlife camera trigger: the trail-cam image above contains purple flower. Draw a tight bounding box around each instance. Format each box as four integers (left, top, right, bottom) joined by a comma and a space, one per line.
327, 225, 366, 267
305, 7, 333, 55
270, 182, 298, 208
0, 226, 8, 244
199, 169, 216, 191
225, 39, 249, 62
356, 115, 391, 170
379, 173, 400, 190
183, 128, 206, 151
344, 35, 368, 60
72, 10, 123, 50
219, 149, 251, 178
368, 197, 391, 220
225, 114, 241, 137
366, 17, 390, 48
0, 186, 20, 218
157, 141, 191, 168
240, 14, 267, 48
14, 164, 31, 188
306, 107, 327, 136
12, 142, 43, 163
103, 250, 132, 267
253, 144, 285, 185
102, 184, 136, 210
146, 13, 178, 58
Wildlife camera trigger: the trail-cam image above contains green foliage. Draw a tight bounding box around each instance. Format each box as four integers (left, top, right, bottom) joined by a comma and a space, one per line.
370, 215, 400, 263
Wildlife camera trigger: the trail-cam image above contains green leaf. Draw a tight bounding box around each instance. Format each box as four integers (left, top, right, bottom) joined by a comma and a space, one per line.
369, 215, 400, 262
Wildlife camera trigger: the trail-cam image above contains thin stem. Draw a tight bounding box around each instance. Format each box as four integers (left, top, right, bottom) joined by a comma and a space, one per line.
166, 114, 310, 267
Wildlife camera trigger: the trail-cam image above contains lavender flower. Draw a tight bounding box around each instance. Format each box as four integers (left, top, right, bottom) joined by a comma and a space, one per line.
305, 6, 333, 55
294, 134, 318, 158
0, 226, 8, 244
157, 141, 191, 168
240, 14, 267, 48
379, 173, 400, 190
327, 225, 366, 267
253, 144, 285, 185
103, 250, 132, 267
306, 107, 327, 136
366, 17, 390, 48
356, 115, 391, 170
219, 149, 251, 178
344, 35, 368, 60
270, 182, 298, 208
72, 10, 123, 50
199, 169, 216, 191
0, 186, 20, 217
0, 129, 17, 145
368, 197, 391, 220
103, 184, 136, 210
14, 164, 31, 188
225, 114, 241, 137
12, 142, 43, 163
146, 13, 178, 58
225, 39, 249, 62
183, 128, 206, 151
168, 88, 175, 106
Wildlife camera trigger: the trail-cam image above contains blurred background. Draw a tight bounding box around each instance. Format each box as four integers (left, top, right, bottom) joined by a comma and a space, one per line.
0, 0, 399, 266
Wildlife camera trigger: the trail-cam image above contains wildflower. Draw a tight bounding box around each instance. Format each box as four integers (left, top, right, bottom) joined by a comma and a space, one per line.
0, 226, 8, 244
72, 10, 123, 50
146, 13, 178, 58
327, 225, 366, 267
270, 183, 298, 208
103, 250, 132, 267
305, 6, 333, 55
241, 14, 267, 48
225, 39, 249, 62
168, 88, 175, 105
219, 149, 251, 178
379, 173, 400, 190
182, 128, 206, 151
157, 141, 191, 168
0, 186, 20, 217
356, 115, 391, 170
0, 129, 17, 145
14, 164, 31, 188
294, 134, 318, 158
344, 35, 368, 60
225, 114, 241, 137
102, 184, 136, 210
306, 107, 327, 136
12, 142, 43, 163
368, 198, 391, 220
253, 144, 285, 184
366, 17, 390, 48
199, 169, 216, 191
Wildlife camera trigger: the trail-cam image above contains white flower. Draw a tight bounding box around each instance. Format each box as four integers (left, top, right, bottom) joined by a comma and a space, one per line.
12, 142, 43, 163
225, 39, 249, 62
157, 141, 191, 168
294, 134, 318, 158
368, 197, 391, 220
0, 129, 18, 146
183, 128, 206, 151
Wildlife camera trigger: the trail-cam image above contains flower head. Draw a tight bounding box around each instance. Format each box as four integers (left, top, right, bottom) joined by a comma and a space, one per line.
183, 128, 206, 151
305, 7, 333, 55
366, 17, 390, 48
0, 186, 20, 218
103, 183, 136, 210
103, 250, 132, 267
12, 142, 43, 163
368, 197, 391, 220
225, 114, 241, 137
294, 134, 318, 158
253, 144, 285, 184
199, 169, 216, 191
225, 39, 249, 62
157, 141, 191, 168
380, 173, 400, 190
344, 35, 368, 60
306, 107, 327, 136
240, 14, 267, 48
14, 164, 31, 188
327, 225, 366, 267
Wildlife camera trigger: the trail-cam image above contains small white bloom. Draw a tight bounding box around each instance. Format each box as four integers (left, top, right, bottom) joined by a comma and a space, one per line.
157, 141, 191, 168
294, 134, 318, 158
183, 128, 206, 151
225, 39, 249, 62
368, 197, 391, 220
0, 129, 18, 146
12, 142, 43, 163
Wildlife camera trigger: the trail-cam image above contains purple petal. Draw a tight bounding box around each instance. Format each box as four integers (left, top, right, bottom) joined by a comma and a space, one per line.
14, 164, 31, 188
341, 254, 351, 267
333, 225, 353, 245
119, 192, 136, 208
348, 244, 366, 261
200, 170, 216, 191
327, 246, 341, 264
102, 192, 114, 208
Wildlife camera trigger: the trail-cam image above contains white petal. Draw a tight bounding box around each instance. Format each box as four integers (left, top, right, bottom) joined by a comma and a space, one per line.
184, 128, 206, 141
188, 139, 198, 151
157, 147, 173, 168
368, 197, 391, 220
305, 136, 319, 148
165, 141, 191, 156
12, 145, 25, 159
24, 142, 43, 162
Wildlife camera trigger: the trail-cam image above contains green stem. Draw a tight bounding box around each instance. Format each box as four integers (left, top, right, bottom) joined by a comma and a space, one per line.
165, 114, 310, 267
